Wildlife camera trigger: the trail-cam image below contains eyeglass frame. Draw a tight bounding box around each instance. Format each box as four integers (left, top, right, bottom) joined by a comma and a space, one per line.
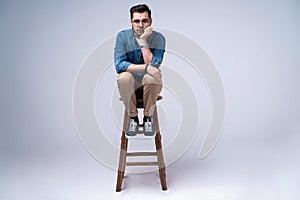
132, 18, 151, 24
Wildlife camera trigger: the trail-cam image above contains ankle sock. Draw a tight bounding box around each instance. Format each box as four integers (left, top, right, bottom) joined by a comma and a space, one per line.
131, 116, 139, 123
143, 116, 151, 123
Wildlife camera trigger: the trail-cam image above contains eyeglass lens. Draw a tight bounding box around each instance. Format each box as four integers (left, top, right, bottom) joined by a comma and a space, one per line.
133, 19, 150, 24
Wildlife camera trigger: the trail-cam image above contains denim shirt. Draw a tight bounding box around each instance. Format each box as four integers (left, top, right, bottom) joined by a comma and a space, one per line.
114, 28, 166, 75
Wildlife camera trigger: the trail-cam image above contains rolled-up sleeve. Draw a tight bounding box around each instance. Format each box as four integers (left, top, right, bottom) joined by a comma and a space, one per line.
150, 34, 166, 68
114, 32, 131, 74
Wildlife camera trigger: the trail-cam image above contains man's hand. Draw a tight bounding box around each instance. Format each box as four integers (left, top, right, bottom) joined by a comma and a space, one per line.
146, 65, 162, 81
139, 26, 152, 41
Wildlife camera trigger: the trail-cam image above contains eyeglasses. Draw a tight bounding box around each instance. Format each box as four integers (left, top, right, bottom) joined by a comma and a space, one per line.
132, 19, 150, 24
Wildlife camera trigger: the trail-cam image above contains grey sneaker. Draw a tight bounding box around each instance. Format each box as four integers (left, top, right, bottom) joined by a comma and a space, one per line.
143, 117, 155, 137
126, 119, 138, 138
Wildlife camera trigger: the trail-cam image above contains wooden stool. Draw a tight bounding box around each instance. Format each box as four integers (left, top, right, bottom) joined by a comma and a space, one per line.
116, 88, 167, 192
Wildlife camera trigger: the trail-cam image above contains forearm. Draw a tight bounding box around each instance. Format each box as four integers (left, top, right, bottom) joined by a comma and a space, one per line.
141, 48, 153, 64
140, 39, 153, 64
126, 63, 147, 73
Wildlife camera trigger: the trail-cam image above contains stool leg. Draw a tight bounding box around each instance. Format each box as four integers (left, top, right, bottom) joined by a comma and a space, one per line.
116, 111, 129, 192
116, 131, 128, 192
153, 107, 167, 191
153, 106, 160, 134
155, 132, 167, 190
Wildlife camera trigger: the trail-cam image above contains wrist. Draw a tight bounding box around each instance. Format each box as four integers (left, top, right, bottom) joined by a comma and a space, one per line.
140, 43, 149, 48
139, 38, 147, 43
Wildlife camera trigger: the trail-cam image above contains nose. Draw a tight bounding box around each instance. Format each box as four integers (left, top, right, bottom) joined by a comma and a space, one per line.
138, 21, 143, 27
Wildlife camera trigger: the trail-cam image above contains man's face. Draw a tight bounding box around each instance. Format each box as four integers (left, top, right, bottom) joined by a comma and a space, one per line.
131, 12, 152, 37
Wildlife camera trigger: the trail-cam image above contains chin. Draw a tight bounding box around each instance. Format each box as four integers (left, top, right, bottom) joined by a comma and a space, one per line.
135, 32, 143, 36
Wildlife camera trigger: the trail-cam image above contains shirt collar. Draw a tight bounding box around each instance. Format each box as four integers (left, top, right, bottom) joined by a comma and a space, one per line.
130, 28, 135, 39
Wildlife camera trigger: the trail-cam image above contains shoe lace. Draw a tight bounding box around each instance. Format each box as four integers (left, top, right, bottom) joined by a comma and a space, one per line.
144, 120, 152, 132
128, 120, 137, 132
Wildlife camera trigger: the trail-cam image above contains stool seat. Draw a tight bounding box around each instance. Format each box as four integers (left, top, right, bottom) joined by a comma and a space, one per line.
119, 95, 163, 108
119, 95, 163, 101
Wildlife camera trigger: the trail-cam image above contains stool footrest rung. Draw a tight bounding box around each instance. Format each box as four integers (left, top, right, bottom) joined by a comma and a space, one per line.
126, 162, 158, 166
126, 152, 157, 156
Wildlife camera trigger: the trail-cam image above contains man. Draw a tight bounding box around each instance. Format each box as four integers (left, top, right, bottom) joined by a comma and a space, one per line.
114, 4, 166, 138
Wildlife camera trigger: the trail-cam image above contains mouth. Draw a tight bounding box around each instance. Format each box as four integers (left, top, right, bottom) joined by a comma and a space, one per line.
136, 29, 144, 34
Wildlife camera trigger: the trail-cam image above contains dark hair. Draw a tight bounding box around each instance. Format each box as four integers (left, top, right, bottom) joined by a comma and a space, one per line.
130, 4, 151, 19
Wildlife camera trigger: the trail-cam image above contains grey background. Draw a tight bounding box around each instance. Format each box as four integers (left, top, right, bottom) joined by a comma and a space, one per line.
1, 0, 299, 199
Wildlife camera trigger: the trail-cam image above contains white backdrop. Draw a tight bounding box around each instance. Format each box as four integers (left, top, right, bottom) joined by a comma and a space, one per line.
1, 0, 299, 199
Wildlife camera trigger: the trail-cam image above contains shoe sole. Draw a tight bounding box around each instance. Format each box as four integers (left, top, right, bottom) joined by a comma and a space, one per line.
143, 132, 156, 138
125, 133, 138, 139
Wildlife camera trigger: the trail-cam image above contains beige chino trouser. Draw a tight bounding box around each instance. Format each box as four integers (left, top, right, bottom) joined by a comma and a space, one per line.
117, 72, 162, 117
